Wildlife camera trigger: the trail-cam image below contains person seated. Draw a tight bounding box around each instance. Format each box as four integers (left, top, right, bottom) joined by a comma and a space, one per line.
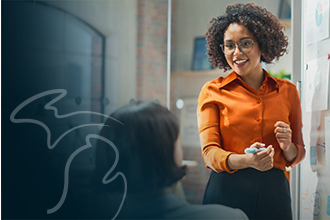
92, 100, 248, 219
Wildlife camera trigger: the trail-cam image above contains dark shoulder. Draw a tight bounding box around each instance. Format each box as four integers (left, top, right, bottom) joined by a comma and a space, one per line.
176, 203, 249, 219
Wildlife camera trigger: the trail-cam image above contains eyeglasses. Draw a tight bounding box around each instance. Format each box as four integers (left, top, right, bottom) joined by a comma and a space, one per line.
220, 40, 256, 56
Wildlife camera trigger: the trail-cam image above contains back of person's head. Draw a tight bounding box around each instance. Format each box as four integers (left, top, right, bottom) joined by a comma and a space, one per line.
92, 101, 187, 193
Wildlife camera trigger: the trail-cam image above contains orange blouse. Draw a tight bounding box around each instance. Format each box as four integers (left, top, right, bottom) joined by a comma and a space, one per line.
197, 70, 305, 173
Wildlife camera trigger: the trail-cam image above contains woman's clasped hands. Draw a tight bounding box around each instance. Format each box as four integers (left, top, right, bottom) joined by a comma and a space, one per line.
245, 142, 274, 171
245, 121, 294, 171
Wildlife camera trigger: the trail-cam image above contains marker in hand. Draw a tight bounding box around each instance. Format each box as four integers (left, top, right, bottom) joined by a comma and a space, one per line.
244, 147, 267, 154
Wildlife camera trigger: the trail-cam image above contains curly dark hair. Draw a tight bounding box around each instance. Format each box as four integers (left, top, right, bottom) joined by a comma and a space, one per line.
206, 3, 288, 71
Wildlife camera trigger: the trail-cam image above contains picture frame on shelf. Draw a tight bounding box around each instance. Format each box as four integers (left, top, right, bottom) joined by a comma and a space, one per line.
191, 37, 213, 71
278, 0, 291, 19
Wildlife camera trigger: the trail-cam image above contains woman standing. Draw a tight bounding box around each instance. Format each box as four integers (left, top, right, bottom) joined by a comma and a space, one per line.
197, 3, 305, 219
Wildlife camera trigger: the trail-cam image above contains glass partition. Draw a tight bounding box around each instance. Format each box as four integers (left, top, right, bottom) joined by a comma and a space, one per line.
2, 1, 167, 218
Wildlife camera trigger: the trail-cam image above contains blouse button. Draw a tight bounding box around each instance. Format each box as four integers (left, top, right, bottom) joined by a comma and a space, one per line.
256, 117, 261, 122
257, 99, 261, 104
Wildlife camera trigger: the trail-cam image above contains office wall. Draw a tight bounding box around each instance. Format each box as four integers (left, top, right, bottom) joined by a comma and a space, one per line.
137, 0, 170, 104
43, 0, 138, 114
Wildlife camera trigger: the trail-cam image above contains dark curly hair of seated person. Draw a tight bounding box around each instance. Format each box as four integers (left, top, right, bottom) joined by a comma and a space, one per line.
206, 3, 288, 71
91, 101, 187, 194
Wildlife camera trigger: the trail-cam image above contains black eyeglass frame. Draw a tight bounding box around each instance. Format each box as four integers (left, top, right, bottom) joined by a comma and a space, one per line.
219, 40, 257, 56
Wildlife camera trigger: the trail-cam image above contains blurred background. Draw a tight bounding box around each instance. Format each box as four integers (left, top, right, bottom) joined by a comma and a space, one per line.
2, 0, 292, 218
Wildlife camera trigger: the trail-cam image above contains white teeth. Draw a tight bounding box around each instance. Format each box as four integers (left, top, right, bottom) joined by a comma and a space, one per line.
235, 60, 247, 64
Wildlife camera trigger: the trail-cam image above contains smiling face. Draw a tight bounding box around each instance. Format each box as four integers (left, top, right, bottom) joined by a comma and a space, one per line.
223, 23, 263, 82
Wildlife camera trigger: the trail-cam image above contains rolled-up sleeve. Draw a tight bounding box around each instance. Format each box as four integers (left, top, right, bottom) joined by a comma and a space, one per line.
197, 83, 236, 173
286, 86, 305, 167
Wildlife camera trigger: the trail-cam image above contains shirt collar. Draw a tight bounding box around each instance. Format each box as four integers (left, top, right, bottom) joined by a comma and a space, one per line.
218, 69, 279, 90
263, 70, 279, 90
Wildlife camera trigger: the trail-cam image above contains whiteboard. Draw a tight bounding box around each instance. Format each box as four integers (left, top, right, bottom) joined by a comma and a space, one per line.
300, 0, 330, 219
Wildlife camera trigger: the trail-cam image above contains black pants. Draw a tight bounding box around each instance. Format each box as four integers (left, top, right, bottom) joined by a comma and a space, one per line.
203, 168, 292, 220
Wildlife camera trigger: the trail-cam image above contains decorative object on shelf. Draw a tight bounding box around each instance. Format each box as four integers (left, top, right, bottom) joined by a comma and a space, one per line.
176, 99, 184, 110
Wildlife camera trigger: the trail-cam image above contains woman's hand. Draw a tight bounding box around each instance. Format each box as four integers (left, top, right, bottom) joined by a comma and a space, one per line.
274, 121, 298, 162
246, 142, 274, 171
274, 121, 292, 151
